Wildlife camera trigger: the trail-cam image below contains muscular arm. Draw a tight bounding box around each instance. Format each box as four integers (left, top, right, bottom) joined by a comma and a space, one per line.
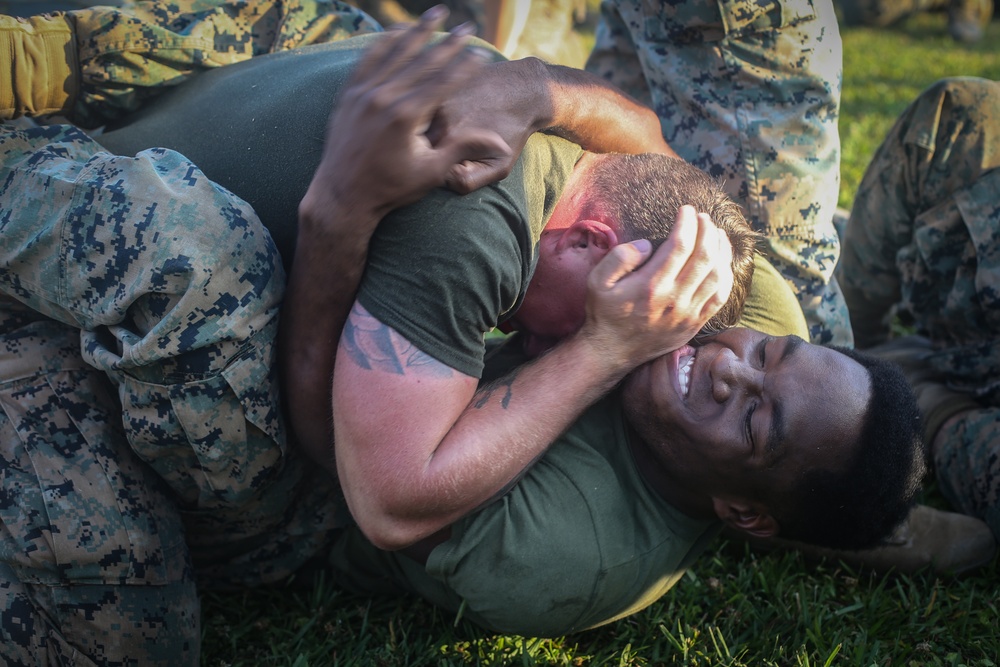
333, 210, 733, 550
280, 14, 504, 467
433, 56, 675, 193
282, 14, 720, 551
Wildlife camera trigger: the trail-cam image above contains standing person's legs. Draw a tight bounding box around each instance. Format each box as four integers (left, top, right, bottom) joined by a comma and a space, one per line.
586, 0, 851, 346
0, 301, 199, 666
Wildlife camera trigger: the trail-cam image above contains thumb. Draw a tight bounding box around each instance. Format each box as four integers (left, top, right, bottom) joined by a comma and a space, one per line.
588, 239, 652, 291
440, 131, 512, 194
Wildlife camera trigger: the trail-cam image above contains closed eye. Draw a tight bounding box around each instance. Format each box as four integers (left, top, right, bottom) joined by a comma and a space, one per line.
758, 336, 770, 368
745, 402, 757, 452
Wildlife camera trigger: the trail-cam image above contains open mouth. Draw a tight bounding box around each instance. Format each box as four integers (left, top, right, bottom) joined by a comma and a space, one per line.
676, 346, 696, 398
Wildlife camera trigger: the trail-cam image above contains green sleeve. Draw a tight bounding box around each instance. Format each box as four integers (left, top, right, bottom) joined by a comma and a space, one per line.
738, 254, 810, 339
356, 168, 533, 378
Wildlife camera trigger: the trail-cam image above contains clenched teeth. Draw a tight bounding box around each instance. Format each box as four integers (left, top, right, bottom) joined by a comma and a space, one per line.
678, 354, 694, 397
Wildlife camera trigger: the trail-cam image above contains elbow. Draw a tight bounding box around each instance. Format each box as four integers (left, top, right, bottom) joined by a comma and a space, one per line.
355, 513, 428, 552
346, 487, 438, 550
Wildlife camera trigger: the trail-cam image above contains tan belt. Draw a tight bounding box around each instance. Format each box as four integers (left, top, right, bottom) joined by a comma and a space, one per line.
0, 13, 77, 119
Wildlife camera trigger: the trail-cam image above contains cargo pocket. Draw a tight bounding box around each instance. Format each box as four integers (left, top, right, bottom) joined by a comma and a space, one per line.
118, 325, 287, 513
0, 367, 189, 586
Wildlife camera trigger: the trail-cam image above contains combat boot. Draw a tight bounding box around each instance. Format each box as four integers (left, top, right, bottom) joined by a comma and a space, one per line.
743, 505, 997, 575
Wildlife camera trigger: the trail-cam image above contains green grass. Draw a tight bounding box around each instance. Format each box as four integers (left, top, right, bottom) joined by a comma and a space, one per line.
201, 15, 1000, 667
202, 542, 1000, 666
839, 13, 1000, 208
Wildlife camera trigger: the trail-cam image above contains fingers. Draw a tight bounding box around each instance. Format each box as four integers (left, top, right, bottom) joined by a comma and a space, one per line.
342, 10, 487, 141
351, 6, 450, 84
441, 132, 515, 193
588, 239, 653, 291
590, 205, 734, 321
686, 214, 734, 320
352, 7, 481, 96
392, 26, 486, 119
593, 204, 698, 294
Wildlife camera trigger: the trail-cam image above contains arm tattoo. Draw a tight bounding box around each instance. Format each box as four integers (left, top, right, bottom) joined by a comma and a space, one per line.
341, 303, 453, 378
473, 366, 521, 410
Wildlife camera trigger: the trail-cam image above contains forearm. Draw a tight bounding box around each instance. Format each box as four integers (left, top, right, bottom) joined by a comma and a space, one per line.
333, 330, 628, 550
534, 59, 675, 157
280, 190, 379, 470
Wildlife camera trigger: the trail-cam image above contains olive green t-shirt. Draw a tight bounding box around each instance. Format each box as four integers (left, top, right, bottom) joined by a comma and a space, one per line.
356, 133, 582, 376
328, 276, 806, 637
328, 390, 721, 637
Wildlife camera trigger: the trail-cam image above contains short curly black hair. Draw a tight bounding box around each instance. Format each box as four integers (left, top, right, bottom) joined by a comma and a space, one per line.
769, 347, 928, 550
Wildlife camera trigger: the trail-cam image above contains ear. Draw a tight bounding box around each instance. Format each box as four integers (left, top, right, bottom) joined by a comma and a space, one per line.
555, 219, 619, 255
711, 497, 780, 539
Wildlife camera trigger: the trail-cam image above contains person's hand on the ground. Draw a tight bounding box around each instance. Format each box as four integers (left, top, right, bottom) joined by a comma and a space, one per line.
303, 6, 510, 226
581, 205, 734, 367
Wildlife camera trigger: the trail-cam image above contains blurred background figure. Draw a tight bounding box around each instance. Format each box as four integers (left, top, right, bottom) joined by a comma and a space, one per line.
835, 0, 993, 42
0, 0, 123, 14
354, 0, 590, 66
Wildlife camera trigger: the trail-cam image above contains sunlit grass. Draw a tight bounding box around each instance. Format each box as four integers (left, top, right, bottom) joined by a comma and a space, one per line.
839, 13, 1000, 209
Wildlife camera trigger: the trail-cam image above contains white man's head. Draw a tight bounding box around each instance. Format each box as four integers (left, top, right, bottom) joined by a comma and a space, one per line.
508, 154, 758, 356
622, 328, 927, 550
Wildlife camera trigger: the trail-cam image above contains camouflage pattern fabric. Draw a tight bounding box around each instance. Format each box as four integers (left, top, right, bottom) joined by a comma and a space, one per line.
584, 0, 852, 346
0, 2, 376, 662
0, 0, 381, 126
0, 297, 200, 664
835, 77, 1000, 538
0, 119, 349, 667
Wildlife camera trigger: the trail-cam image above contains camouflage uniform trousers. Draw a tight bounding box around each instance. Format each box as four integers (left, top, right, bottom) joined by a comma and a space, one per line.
585, 0, 852, 346
835, 77, 1000, 539
0, 1, 378, 664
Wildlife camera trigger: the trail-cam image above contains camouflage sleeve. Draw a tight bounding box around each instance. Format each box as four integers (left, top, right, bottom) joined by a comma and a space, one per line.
1, 0, 380, 126
0, 122, 288, 512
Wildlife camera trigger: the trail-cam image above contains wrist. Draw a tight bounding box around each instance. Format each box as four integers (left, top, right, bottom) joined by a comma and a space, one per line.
508, 57, 556, 132
556, 328, 636, 393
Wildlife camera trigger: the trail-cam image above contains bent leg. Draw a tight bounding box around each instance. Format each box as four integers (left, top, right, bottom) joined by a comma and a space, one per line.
0, 302, 199, 665
934, 408, 1000, 540
0, 124, 288, 516
838, 77, 1000, 349
840, 78, 1000, 550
